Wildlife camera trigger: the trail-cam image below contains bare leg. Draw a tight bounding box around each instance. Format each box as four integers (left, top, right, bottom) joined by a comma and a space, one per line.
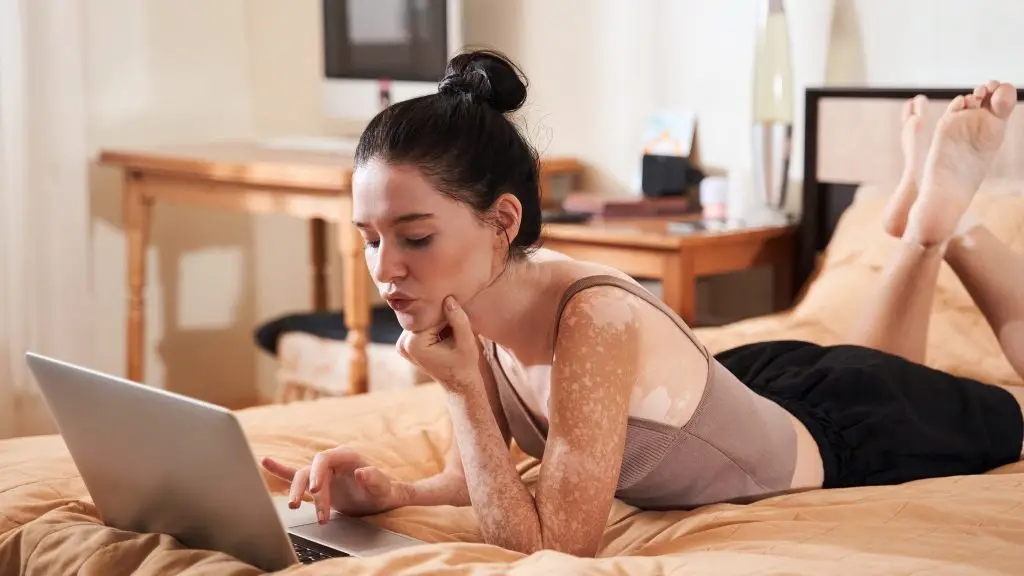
941, 83, 1024, 460
847, 241, 944, 364
945, 225, 1024, 382
932, 80, 1024, 381
854, 81, 1024, 459
849, 96, 939, 363
882, 95, 931, 238
945, 223, 1024, 457
851, 82, 1017, 364
948, 221, 1024, 460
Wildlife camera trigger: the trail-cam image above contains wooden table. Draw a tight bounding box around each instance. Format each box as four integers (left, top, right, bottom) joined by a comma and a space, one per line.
97, 140, 583, 397
541, 217, 798, 324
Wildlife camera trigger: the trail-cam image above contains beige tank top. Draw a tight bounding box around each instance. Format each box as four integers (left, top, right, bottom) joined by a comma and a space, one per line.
484, 275, 798, 510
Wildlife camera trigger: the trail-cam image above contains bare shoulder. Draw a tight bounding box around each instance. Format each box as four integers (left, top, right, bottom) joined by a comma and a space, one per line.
531, 248, 633, 280
529, 247, 576, 263
555, 284, 644, 370
547, 283, 643, 442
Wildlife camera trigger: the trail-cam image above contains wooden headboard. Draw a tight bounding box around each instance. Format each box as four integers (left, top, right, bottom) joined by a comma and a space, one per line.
796, 86, 1024, 292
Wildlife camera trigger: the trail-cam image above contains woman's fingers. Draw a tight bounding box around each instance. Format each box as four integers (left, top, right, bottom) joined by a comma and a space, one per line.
308, 447, 364, 522
279, 463, 334, 521
264, 458, 317, 512
312, 471, 333, 524
272, 447, 376, 520
288, 467, 311, 509
309, 446, 362, 493
261, 457, 297, 482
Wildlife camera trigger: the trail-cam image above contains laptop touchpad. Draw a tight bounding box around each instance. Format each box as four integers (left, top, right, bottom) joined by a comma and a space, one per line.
289, 517, 423, 557
272, 495, 339, 528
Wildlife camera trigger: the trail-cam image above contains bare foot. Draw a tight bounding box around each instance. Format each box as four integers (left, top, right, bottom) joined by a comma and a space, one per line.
882, 95, 930, 237
904, 81, 1017, 247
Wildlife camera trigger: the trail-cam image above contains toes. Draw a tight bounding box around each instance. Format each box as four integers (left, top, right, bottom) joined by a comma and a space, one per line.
965, 94, 982, 109
990, 83, 1018, 119
947, 95, 966, 112
902, 99, 914, 122
986, 80, 1001, 94
903, 95, 928, 125
911, 94, 928, 118
973, 85, 988, 100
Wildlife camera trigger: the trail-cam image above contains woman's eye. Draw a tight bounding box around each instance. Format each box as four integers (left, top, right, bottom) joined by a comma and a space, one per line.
405, 235, 432, 248
363, 239, 380, 249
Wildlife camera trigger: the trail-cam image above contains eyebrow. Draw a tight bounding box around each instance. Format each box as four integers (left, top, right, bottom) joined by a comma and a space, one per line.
353, 212, 435, 229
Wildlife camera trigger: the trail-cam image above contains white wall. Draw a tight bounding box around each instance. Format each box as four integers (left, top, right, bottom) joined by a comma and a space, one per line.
244, 0, 1024, 323
83, 0, 1024, 407
87, 0, 262, 406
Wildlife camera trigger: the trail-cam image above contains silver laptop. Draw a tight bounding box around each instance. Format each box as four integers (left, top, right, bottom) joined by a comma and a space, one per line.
25, 352, 424, 571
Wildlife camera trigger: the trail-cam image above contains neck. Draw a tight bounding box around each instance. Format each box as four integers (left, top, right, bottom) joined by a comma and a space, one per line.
462, 257, 556, 364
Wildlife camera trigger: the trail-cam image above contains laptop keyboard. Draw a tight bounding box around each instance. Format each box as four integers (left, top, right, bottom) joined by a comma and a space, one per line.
290, 534, 349, 564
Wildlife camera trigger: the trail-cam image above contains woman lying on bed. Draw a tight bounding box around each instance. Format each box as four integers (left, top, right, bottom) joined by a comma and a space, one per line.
262, 49, 1024, 558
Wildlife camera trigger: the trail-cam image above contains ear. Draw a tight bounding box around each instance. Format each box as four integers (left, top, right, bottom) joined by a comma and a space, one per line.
492, 193, 523, 244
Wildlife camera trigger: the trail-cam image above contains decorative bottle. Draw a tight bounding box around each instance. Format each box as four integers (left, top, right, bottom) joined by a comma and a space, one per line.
750, 0, 794, 223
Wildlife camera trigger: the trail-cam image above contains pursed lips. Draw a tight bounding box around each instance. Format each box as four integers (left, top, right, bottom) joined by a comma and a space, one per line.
384, 292, 415, 312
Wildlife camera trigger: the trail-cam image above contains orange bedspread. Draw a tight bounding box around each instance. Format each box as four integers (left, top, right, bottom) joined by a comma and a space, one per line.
3, 190, 1024, 575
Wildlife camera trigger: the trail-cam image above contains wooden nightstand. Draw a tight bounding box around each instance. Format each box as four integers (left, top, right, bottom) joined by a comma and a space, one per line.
540, 217, 797, 325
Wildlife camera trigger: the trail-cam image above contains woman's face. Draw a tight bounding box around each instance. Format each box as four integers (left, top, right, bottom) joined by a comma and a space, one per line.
352, 160, 505, 332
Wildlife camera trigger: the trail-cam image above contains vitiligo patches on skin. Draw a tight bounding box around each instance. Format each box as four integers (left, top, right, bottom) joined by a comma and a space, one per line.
532, 286, 640, 555
483, 284, 716, 553
497, 284, 710, 429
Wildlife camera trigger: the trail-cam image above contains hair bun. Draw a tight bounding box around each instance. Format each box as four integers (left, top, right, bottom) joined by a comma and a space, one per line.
438, 48, 527, 114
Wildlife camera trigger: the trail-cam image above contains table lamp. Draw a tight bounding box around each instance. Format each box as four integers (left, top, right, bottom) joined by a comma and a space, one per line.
750, 0, 794, 226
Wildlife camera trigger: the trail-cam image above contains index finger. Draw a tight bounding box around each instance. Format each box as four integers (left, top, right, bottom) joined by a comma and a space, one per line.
261, 457, 299, 482
309, 446, 363, 493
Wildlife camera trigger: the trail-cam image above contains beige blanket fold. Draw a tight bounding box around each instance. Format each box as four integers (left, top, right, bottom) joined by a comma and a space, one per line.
2, 381, 1023, 575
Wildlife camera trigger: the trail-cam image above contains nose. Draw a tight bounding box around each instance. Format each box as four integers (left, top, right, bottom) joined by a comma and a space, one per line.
370, 239, 406, 285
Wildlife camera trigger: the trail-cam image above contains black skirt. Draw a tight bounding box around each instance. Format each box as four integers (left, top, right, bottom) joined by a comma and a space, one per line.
715, 340, 1023, 489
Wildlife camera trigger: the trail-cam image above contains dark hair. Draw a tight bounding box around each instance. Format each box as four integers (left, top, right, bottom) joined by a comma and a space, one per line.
354, 48, 542, 260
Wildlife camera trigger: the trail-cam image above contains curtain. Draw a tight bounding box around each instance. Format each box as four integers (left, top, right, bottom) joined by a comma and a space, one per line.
0, 0, 92, 439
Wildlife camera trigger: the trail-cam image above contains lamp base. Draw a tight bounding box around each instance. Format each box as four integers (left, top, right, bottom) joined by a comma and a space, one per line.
751, 121, 792, 212
741, 203, 793, 228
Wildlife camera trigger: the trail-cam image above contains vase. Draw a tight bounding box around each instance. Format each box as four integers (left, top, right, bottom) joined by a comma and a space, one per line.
750, 0, 794, 225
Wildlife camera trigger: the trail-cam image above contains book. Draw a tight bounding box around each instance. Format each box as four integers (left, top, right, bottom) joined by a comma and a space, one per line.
561, 193, 693, 218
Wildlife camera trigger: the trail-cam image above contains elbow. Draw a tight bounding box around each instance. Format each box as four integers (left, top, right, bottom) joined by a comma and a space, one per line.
487, 531, 544, 557
478, 503, 601, 557
481, 524, 545, 557
482, 528, 600, 558
539, 537, 599, 559
500, 530, 598, 558
537, 521, 602, 557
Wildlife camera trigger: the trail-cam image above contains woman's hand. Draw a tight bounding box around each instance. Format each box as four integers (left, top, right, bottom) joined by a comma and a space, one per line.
397, 296, 480, 391
261, 446, 407, 523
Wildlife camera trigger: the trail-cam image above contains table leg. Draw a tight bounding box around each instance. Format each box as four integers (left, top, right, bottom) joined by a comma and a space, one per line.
773, 256, 794, 312
539, 173, 553, 209
310, 217, 328, 310
338, 200, 370, 394
124, 172, 152, 383
661, 253, 697, 326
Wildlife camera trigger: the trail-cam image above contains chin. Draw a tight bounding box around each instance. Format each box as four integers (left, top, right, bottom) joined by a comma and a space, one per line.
393, 306, 444, 333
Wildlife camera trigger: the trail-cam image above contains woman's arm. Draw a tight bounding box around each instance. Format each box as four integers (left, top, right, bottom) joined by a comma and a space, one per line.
404, 335, 513, 508
445, 287, 640, 556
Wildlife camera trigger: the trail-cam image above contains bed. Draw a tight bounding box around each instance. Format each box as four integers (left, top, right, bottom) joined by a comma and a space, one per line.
4, 87, 1024, 575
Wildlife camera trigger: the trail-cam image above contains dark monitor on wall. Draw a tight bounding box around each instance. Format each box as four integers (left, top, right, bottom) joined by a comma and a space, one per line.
322, 0, 461, 83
